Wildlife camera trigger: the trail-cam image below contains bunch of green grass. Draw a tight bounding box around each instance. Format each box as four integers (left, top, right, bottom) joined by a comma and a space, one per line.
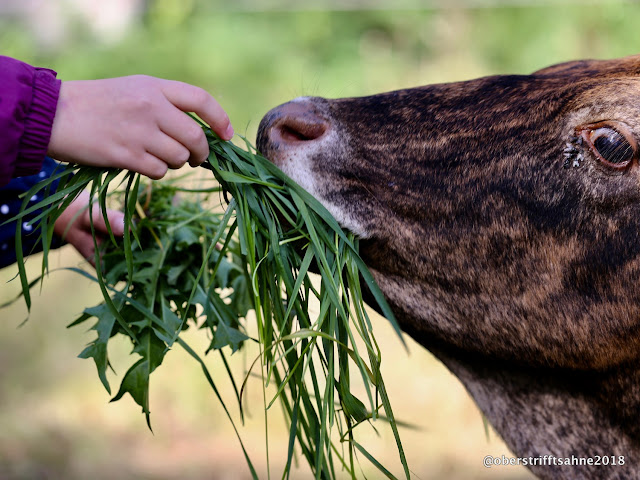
9, 123, 409, 479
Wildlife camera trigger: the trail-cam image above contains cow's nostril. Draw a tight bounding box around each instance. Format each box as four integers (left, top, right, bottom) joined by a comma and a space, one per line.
274, 116, 328, 144
257, 97, 331, 158
281, 124, 316, 142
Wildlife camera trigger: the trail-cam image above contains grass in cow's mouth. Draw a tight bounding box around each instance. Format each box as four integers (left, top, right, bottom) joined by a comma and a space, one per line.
9, 120, 409, 480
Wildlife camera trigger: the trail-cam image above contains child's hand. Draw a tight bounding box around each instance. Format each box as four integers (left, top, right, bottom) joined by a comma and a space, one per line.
48, 75, 234, 180
53, 192, 125, 266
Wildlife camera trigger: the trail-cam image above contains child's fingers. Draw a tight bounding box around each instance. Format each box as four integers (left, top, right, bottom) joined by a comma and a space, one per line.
158, 109, 210, 166
135, 152, 170, 180
82, 203, 125, 237
147, 132, 192, 169
104, 210, 125, 237
160, 80, 234, 141
74, 231, 99, 266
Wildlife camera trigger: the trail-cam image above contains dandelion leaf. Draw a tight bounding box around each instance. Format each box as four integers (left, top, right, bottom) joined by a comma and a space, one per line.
76, 303, 118, 394
111, 328, 167, 426
211, 320, 249, 354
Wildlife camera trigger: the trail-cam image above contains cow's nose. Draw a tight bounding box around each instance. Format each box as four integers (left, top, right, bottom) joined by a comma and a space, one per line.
257, 98, 330, 162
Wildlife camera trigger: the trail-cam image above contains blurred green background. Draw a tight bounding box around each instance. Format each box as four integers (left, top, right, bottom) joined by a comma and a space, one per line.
1, 0, 639, 479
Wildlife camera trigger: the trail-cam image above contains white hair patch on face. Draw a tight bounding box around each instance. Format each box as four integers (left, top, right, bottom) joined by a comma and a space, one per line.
275, 126, 370, 238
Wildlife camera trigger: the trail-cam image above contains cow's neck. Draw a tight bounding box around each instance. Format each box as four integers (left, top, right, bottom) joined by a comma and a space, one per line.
429, 344, 640, 480
362, 247, 640, 478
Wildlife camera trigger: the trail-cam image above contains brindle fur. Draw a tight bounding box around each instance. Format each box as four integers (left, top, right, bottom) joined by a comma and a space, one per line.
257, 55, 640, 480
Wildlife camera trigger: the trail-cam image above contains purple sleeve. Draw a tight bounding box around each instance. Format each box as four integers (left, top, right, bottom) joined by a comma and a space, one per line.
0, 56, 61, 187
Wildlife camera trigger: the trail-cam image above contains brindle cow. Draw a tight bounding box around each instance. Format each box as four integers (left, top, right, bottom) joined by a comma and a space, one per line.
256, 54, 640, 480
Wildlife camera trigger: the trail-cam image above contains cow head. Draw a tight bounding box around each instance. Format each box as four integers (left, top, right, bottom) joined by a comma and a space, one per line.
257, 55, 640, 479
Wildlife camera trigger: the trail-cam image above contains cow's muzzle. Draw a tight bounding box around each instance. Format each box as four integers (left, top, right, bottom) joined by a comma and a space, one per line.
256, 97, 331, 166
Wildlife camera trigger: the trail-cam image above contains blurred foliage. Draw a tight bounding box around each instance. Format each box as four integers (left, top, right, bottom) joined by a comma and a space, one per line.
2, 1, 639, 141
1, 1, 639, 479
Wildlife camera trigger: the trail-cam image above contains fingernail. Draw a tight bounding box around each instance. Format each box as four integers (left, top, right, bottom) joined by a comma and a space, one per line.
114, 214, 125, 236
224, 123, 234, 140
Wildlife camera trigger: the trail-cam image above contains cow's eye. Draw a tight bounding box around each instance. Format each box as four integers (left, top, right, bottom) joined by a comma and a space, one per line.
579, 122, 637, 170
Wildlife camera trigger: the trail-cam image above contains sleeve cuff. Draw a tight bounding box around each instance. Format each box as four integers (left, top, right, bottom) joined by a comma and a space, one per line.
14, 68, 61, 177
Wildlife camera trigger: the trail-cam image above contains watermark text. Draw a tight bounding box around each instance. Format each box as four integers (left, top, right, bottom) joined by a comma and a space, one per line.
483, 454, 625, 469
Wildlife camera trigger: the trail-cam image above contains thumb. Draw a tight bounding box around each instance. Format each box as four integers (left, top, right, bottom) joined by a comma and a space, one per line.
83, 204, 125, 237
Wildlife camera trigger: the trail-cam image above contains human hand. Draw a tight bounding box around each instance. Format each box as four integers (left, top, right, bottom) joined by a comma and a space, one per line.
53, 191, 125, 266
48, 75, 234, 180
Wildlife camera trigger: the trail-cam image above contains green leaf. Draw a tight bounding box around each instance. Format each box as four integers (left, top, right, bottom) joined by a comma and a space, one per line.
111, 329, 167, 428
353, 441, 398, 480
212, 321, 250, 354
157, 304, 183, 347
338, 381, 369, 424
174, 225, 200, 250
166, 264, 187, 286
77, 303, 118, 394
